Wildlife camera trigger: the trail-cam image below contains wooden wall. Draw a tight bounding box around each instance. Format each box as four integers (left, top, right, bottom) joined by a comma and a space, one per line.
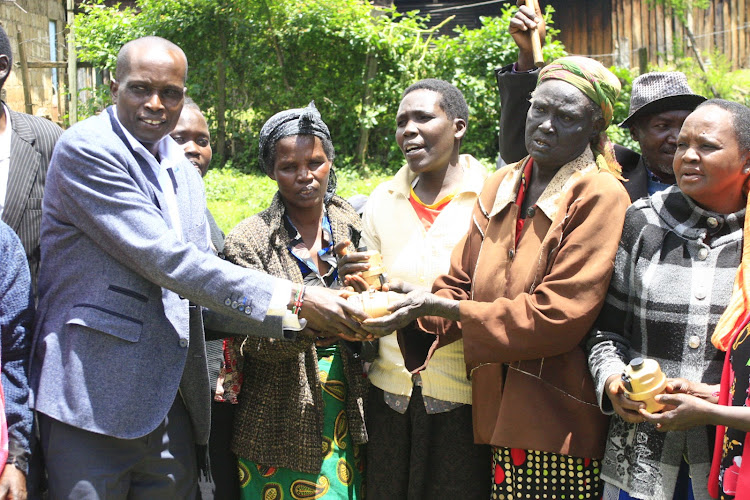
0, 0, 66, 121
546, 0, 749, 69
610, 0, 749, 69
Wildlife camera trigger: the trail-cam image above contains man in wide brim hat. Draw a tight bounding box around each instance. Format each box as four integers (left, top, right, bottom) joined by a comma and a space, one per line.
620, 71, 706, 195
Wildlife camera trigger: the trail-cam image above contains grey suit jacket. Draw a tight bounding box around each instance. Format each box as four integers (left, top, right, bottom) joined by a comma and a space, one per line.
31, 107, 285, 446
1, 107, 62, 295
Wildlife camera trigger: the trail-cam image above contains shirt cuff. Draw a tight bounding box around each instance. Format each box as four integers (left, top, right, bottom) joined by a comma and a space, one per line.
511, 62, 537, 74
267, 280, 305, 332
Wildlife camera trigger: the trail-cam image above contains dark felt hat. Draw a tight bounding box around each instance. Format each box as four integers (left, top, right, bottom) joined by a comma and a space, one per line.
620, 72, 706, 128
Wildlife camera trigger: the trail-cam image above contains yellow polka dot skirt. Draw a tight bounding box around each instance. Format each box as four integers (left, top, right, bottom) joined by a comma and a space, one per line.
491, 447, 603, 500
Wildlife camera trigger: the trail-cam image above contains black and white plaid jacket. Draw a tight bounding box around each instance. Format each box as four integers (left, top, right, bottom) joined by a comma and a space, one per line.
588, 186, 744, 500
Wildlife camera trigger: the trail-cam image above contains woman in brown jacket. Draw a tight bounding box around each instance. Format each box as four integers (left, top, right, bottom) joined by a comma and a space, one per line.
362, 57, 631, 498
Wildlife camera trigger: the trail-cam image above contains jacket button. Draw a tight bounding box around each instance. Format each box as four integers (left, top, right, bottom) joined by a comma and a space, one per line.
706, 217, 719, 228
508, 249, 515, 260
526, 206, 536, 218
698, 248, 709, 261
688, 335, 701, 349
179, 338, 188, 348
224, 298, 232, 306
231, 300, 239, 309
695, 288, 706, 300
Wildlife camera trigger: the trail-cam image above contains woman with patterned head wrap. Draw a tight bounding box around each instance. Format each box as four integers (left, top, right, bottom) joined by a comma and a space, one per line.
589, 99, 750, 500
358, 57, 631, 498
221, 102, 368, 500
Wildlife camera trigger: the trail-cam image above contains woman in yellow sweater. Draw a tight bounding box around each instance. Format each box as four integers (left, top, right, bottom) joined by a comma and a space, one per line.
340, 79, 489, 499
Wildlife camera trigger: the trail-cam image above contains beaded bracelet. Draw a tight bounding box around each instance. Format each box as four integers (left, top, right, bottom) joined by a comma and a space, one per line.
291, 285, 306, 315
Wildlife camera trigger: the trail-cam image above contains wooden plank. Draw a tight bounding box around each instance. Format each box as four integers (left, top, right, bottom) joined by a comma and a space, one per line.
665, 2, 673, 62
655, 3, 665, 65
724, 0, 731, 63
740, 0, 748, 68
27, 61, 67, 69
632, 0, 643, 52
643, 0, 652, 65
727, 0, 740, 69
623, 0, 632, 62
16, 28, 32, 115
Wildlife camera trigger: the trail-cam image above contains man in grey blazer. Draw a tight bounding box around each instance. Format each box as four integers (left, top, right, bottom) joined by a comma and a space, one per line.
31, 36, 367, 499
0, 26, 62, 297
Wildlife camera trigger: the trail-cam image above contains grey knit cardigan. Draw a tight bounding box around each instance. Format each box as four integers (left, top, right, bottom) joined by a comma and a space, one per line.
223, 192, 368, 474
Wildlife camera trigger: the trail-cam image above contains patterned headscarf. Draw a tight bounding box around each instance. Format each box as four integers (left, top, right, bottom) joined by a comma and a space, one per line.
258, 101, 336, 200
538, 56, 623, 178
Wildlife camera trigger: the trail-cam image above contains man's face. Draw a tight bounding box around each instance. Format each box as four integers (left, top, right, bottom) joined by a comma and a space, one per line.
630, 109, 692, 182
171, 107, 212, 177
110, 45, 186, 155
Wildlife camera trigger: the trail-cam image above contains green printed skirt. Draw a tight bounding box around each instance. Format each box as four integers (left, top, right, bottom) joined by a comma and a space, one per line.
238, 345, 364, 500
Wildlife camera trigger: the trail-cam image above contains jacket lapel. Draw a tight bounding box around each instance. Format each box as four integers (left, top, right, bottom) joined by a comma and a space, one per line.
3, 111, 41, 230
172, 162, 193, 242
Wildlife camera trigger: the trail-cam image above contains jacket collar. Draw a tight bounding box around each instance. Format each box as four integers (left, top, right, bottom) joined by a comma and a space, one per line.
489, 147, 597, 221
649, 185, 745, 245
389, 154, 486, 200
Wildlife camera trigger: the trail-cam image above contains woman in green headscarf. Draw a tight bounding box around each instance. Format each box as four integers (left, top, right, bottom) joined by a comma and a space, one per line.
360, 56, 631, 498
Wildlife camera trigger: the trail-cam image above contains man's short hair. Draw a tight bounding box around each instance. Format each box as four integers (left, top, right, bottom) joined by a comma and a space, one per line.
115, 36, 188, 82
0, 25, 13, 89
183, 96, 202, 114
696, 99, 750, 152
403, 78, 469, 123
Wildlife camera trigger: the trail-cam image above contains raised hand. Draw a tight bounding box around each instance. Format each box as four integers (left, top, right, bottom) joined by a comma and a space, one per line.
510, 0, 546, 71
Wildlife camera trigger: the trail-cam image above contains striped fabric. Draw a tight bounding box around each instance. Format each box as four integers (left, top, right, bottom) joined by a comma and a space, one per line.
588, 186, 744, 500
1, 108, 62, 296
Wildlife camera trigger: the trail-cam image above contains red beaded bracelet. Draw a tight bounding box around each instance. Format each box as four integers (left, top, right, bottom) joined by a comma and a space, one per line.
291, 285, 306, 315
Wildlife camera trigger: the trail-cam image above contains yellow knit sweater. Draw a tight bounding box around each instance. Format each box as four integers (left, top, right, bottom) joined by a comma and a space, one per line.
362, 155, 487, 404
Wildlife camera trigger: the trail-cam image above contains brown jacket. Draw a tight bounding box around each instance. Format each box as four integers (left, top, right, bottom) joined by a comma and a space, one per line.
409, 150, 630, 459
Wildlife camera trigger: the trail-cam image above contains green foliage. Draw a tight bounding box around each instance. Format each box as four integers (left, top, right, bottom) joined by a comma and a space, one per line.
645, 0, 709, 23
73, 0, 567, 173
605, 65, 640, 153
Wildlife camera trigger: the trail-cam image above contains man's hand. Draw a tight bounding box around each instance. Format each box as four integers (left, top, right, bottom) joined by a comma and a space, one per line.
604, 374, 647, 423
510, 0, 546, 71
0, 464, 27, 500
334, 241, 375, 292
640, 393, 714, 432
298, 286, 372, 340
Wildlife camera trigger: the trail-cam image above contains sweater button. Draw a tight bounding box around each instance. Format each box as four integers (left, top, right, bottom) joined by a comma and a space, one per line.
698, 248, 709, 260
706, 217, 719, 228
688, 335, 701, 349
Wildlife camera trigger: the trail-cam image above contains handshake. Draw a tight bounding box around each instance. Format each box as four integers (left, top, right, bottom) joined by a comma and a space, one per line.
295, 243, 460, 342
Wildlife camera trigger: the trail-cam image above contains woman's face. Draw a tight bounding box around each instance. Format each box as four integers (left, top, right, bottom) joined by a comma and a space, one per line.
395, 89, 466, 175
674, 105, 750, 214
525, 80, 600, 172
271, 135, 331, 213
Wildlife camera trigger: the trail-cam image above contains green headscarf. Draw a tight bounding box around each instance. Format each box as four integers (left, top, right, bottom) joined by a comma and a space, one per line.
538, 56, 623, 178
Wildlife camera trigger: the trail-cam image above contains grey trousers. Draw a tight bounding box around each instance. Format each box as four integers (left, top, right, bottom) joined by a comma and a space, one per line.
39, 396, 198, 500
